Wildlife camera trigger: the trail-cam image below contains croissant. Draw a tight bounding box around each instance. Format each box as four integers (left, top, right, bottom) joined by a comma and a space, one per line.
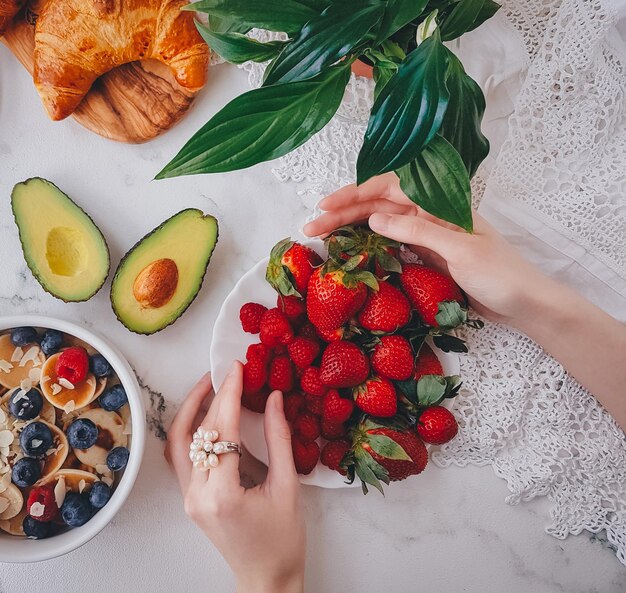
33, 0, 209, 120
0, 0, 25, 36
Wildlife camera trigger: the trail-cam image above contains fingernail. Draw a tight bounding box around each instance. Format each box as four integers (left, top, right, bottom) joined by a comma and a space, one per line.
369, 213, 390, 232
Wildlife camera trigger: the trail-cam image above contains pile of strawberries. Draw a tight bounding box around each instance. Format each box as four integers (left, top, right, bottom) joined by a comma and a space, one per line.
239, 225, 481, 493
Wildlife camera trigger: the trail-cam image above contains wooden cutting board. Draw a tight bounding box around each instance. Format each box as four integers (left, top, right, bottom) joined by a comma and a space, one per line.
1, 1, 203, 143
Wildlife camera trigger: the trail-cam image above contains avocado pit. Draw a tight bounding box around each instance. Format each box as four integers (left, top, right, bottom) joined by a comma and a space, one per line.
132, 258, 179, 309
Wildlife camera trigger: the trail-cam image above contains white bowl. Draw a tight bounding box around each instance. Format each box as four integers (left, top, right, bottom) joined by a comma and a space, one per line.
210, 240, 459, 488
0, 315, 145, 563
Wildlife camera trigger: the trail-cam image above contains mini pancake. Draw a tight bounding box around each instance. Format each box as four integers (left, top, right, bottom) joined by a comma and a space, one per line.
71, 408, 126, 468
61, 449, 95, 474
0, 483, 24, 520
45, 469, 99, 494
39, 421, 69, 480
0, 334, 46, 390
0, 506, 27, 536
0, 387, 56, 424
40, 352, 97, 410
60, 401, 98, 431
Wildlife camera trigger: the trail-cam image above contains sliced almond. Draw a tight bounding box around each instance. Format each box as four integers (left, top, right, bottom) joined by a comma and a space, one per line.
10, 347, 23, 363
29, 502, 45, 518
54, 476, 67, 508
19, 346, 41, 368
0, 431, 14, 448
0, 361, 13, 374
51, 383, 61, 396
58, 378, 75, 390
63, 400, 76, 414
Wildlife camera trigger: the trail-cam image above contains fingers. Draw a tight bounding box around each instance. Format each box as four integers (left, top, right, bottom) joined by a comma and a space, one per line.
264, 390, 298, 489
318, 173, 401, 210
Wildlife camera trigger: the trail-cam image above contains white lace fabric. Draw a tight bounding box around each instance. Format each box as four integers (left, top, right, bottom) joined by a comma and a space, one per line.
230, 3, 626, 564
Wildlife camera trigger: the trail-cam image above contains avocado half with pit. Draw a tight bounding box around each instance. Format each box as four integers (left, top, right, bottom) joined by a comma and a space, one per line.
11, 178, 110, 302
110, 209, 218, 335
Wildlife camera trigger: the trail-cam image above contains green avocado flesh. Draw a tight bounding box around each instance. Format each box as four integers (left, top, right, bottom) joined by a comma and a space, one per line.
111, 209, 218, 335
11, 177, 110, 302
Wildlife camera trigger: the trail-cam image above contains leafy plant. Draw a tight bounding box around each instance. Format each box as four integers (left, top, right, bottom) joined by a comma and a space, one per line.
157, 0, 500, 232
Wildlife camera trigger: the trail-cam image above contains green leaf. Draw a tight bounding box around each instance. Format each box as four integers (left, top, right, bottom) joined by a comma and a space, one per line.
439, 49, 489, 177
366, 434, 413, 461
432, 333, 468, 353
440, 0, 485, 41
396, 134, 472, 231
356, 30, 450, 184
435, 301, 468, 329
466, 0, 501, 33
416, 375, 447, 406
263, 1, 385, 85
416, 9, 439, 44
354, 447, 388, 495
187, 0, 328, 34
376, 0, 429, 42
196, 23, 285, 64
207, 14, 251, 34
396, 379, 418, 404
155, 64, 350, 179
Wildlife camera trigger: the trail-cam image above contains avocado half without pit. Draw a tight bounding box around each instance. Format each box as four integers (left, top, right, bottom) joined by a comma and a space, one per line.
11, 178, 110, 302
110, 209, 218, 335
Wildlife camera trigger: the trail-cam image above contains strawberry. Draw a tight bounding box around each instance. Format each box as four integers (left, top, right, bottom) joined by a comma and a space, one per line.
298, 322, 320, 342
292, 435, 320, 475
370, 335, 414, 381
245, 342, 271, 365
321, 419, 347, 441
357, 280, 410, 333
416, 406, 458, 445
399, 263, 464, 326
293, 412, 321, 442
243, 357, 268, 395
319, 341, 369, 388
316, 325, 346, 343
322, 389, 354, 423
413, 343, 443, 380
353, 377, 397, 417
55, 347, 89, 385
242, 388, 269, 413
349, 420, 428, 493
266, 239, 322, 298
284, 392, 305, 422
306, 265, 376, 331
268, 355, 294, 392
320, 440, 351, 475
26, 484, 59, 522
287, 337, 320, 368
276, 295, 306, 321
305, 392, 325, 416
239, 302, 268, 334
300, 366, 328, 397
259, 308, 294, 348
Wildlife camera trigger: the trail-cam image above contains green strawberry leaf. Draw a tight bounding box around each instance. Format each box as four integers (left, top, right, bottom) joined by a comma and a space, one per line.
396, 379, 418, 404
465, 318, 485, 329
416, 375, 447, 406
442, 375, 463, 399
354, 447, 389, 495
432, 333, 468, 353
366, 434, 412, 461
376, 249, 403, 273
435, 301, 468, 329
353, 271, 380, 291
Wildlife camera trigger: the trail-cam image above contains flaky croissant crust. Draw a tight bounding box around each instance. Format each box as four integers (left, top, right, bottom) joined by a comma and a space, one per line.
34, 0, 209, 120
0, 0, 26, 36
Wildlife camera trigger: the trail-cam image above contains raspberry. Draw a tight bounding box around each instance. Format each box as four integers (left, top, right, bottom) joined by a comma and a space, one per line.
55, 347, 89, 385
245, 342, 271, 365
284, 393, 305, 422
243, 357, 267, 395
321, 419, 347, 441
26, 484, 59, 522
287, 337, 320, 368
242, 389, 269, 414
239, 302, 268, 334
305, 392, 324, 416
276, 295, 306, 321
292, 435, 320, 475
300, 366, 328, 397
268, 355, 294, 392
293, 412, 321, 442
259, 308, 294, 348
322, 389, 354, 423
320, 439, 350, 475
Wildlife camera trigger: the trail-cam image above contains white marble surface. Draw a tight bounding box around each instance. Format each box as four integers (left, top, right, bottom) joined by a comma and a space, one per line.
0, 47, 624, 592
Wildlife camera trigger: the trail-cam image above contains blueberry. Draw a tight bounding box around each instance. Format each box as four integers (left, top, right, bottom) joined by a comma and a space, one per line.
89, 354, 113, 378
60, 492, 92, 527
40, 329, 63, 356
66, 418, 99, 449
89, 481, 111, 509
8, 387, 43, 420
106, 446, 129, 472
11, 457, 41, 487
99, 384, 127, 412
19, 422, 53, 457
23, 516, 51, 539
10, 327, 38, 347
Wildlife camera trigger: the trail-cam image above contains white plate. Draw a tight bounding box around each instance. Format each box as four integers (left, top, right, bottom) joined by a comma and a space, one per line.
210, 239, 459, 488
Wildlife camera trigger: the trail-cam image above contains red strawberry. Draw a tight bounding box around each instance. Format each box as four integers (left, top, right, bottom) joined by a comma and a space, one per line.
320, 439, 351, 475
239, 302, 268, 334
306, 266, 375, 331
293, 412, 321, 442
55, 347, 89, 385
413, 344, 443, 380
292, 435, 320, 475
259, 308, 294, 348
26, 485, 59, 522
319, 341, 369, 388
357, 280, 410, 333
266, 239, 322, 298
321, 419, 347, 441
287, 337, 320, 368
305, 392, 325, 416
400, 264, 464, 326
298, 322, 320, 342
284, 393, 305, 422
242, 389, 269, 413
350, 421, 428, 492
243, 358, 267, 395
322, 389, 354, 423
370, 335, 414, 381
316, 325, 346, 343
353, 377, 397, 417
277, 295, 306, 321
245, 342, 271, 365
416, 406, 458, 445
268, 355, 294, 392
300, 366, 328, 397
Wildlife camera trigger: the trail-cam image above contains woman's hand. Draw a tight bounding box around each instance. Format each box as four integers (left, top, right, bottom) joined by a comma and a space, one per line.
303, 172, 549, 327
165, 363, 305, 593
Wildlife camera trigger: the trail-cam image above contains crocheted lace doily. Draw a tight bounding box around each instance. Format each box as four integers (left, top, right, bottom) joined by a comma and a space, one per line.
233, 2, 626, 564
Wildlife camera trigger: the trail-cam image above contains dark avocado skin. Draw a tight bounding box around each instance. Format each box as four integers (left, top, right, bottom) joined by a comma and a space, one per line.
110, 208, 219, 335
11, 177, 111, 303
